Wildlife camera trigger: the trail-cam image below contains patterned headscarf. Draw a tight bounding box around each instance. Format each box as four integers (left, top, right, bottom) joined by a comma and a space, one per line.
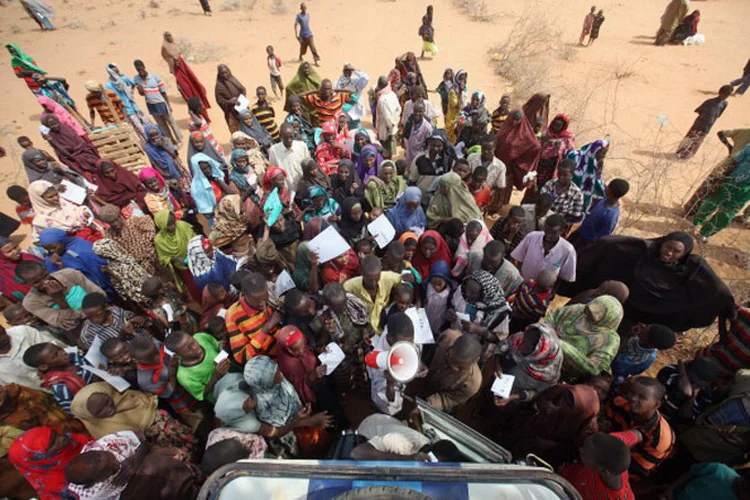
508, 322, 562, 383
229, 149, 251, 192
243, 356, 301, 427
463, 269, 511, 329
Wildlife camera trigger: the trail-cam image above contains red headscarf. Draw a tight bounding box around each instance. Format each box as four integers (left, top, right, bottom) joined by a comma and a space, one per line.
412, 230, 453, 279
262, 166, 290, 204
8, 426, 92, 500
276, 325, 318, 405
494, 110, 541, 189
96, 159, 148, 211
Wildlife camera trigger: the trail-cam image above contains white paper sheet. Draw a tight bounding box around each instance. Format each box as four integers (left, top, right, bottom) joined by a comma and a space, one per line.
491, 374, 516, 399
318, 342, 346, 375
83, 366, 131, 392
456, 312, 471, 322
214, 350, 229, 364
59, 180, 87, 205
405, 307, 435, 345
275, 270, 297, 296
367, 214, 396, 249
64, 346, 78, 354
85, 336, 108, 368
82, 179, 99, 192
234, 94, 250, 113
306, 226, 351, 264
217, 308, 228, 318
162, 303, 174, 322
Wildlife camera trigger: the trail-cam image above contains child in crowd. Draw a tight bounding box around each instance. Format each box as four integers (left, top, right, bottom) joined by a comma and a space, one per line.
453, 158, 471, 183
508, 267, 557, 331
100, 338, 139, 387
422, 261, 455, 335
571, 179, 630, 243
141, 277, 198, 335
580, 6, 596, 45
206, 316, 228, 350
266, 45, 284, 99
561, 432, 634, 500
676, 85, 732, 160
657, 358, 720, 426
380, 283, 415, 331
468, 166, 491, 212
491, 95, 511, 134
7, 186, 35, 225
355, 238, 375, 263
611, 323, 676, 381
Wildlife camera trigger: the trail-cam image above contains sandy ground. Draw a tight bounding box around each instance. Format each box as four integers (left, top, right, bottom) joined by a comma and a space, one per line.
1, 0, 749, 360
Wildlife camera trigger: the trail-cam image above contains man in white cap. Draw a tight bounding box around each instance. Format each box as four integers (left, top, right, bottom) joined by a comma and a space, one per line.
335, 63, 370, 129
84, 80, 126, 127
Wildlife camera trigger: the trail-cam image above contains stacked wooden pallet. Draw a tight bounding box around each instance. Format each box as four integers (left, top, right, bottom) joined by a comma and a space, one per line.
88, 125, 148, 173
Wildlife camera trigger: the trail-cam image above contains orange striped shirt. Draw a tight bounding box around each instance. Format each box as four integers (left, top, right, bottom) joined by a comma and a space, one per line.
225, 298, 279, 364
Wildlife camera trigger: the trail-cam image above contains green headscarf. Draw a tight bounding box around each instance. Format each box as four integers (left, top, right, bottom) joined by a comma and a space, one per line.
5, 44, 46, 74
285, 62, 323, 120
364, 160, 407, 210
426, 171, 482, 228
153, 210, 195, 271
292, 242, 319, 291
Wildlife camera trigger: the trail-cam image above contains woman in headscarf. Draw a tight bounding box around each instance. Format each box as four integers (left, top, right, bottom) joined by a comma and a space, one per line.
546, 295, 624, 379
412, 230, 452, 279
244, 355, 302, 427
495, 383, 599, 467
138, 167, 186, 220
337, 197, 368, 246
292, 242, 321, 293
214, 63, 246, 132
385, 186, 426, 237
161, 31, 211, 122
70, 382, 196, 458
562, 232, 733, 332
421, 260, 456, 334
186, 131, 227, 172
303, 185, 340, 223
364, 160, 407, 213
408, 130, 457, 193
22, 148, 85, 186
186, 235, 237, 292
39, 227, 115, 297
259, 166, 294, 211
41, 115, 100, 183
28, 180, 99, 242
105, 62, 150, 139
295, 159, 332, 207
330, 159, 361, 205
0, 384, 86, 434
0, 236, 42, 303
568, 139, 610, 214
537, 114, 576, 188
458, 269, 512, 337
212, 194, 251, 253
228, 149, 255, 195
445, 69, 469, 144
494, 109, 541, 205
238, 108, 273, 153
20, 0, 56, 30
95, 159, 147, 215
143, 124, 189, 188
92, 238, 151, 304
97, 204, 160, 276
6, 44, 75, 106
426, 171, 482, 229
315, 120, 352, 175
153, 210, 199, 298
190, 152, 233, 224
452, 220, 493, 278
284, 95, 317, 154
38, 95, 87, 139
276, 326, 320, 406
285, 62, 323, 123
655, 0, 690, 45
355, 144, 383, 183
8, 426, 91, 500
670, 10, 700, 44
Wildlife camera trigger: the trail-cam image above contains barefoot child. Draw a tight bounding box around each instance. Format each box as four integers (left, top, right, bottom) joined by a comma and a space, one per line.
266, 45, 284, 99
580, 6, 596, 45
419, 17, 438, 59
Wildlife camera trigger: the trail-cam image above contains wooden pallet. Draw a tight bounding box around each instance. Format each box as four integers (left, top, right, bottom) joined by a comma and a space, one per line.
88, 125, 148, 173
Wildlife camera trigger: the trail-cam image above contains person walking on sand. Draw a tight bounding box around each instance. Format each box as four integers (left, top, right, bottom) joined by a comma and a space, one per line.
729, 58, 750, 97
294, 3, 320, 66
676, 85, 732, 160
579, 6, 596, 45
266, 45, 284, 99
133, 59, 182, 145
198, 0, 211, 16
588, 10, 605, 46
655, 0, 689, 46
419, 15, 438, 59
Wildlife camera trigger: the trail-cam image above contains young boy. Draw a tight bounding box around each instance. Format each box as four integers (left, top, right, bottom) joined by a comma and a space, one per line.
468, 166, 492, 211
165, 330, 230, 404
561, 432, 634, 500
251, 86, 280, 141
453, 158, 471, 183
418, 17, 438, 59
611, 324, 676, 381
206, 316, 229, 350
676, 85, 733, 159
579, 6, 596, 46
602, 376, 676, 481
508, 267, 557, 331
379, 283, 415, 331
6, 186, 35, 225
657, 358, 720, 426
588, 10, 606, 46
573, 178, 630, 242
100, 338, 138, 387
266, 45, 284, 99
491, 95, 511, 134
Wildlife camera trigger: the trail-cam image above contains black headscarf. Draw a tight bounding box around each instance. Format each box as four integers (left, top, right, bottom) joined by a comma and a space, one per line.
337, 197, 367, 246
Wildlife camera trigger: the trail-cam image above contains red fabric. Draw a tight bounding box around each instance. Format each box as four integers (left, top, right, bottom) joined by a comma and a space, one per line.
560, 463, 634, 500
471, 186, 491, 209
199, 284, 233, 330
321, 249, 360, 285
72, 226, 104, 243
276, 326, 318, 405
173, 55, 211, 122
8, 426, 92, 500
412, 230, 453, 279
41, 370, 87, 394
0, 252, 41, 302
95, 159, 148, 211
494, 113, 541, 190
262, 166, 287, 191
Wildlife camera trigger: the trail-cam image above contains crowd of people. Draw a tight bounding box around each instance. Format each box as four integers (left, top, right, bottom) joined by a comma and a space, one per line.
0, 1, 749, 500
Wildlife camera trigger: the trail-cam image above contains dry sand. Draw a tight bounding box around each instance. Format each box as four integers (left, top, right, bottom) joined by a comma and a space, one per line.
1, 0, 749, 360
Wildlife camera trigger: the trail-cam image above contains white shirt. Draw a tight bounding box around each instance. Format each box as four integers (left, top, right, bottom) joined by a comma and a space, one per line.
511, 231, 577, 282
0, 325, 65, 391
268, 140, 310, 191
375, 88, 402, 141
267, 55, 281, 76
467, 152, 507, 189
367, 333, 403, 415
335, 70, 370, 121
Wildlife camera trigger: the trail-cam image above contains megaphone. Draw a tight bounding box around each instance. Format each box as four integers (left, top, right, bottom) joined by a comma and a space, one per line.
365, 341, 420, 383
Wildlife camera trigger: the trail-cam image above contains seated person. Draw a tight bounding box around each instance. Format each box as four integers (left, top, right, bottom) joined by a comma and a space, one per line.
546, 295, 624, 380
344, 255, 403, 334
508, 268, 557, 332
601, 376, 676, 482
422, 330, 482, 412
511, 214, 577, 283
165, 331, 231, 404
79, 292, 143, 350
611, 323, 676, 380
468, 239, 522, 296
489, 206, 528, 257
0, 319, 66, 392
560, 432, 634, 500
225, 272, 282, 364
538, 159, 585, 223
22, 342, 96, 413
657, 358, 720, 426
16, 261, 105, 339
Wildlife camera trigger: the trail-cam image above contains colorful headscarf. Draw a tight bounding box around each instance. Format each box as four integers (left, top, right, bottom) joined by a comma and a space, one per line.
386, 186, 426, 235
6, 44, 46, 74
568, 140, 610, 214
243, 356, 301, 427
189, 152, 225, 213
229, 148, 251, 192
355, 144, 383, 183
507, 322, 563, 383
303, 185, 340, 222
463, 269, 511, 330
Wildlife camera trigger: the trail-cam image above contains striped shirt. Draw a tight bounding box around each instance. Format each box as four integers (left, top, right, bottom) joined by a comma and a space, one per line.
302, 92, 352, 126
136, 342, 197, 414
86, 89, 126, 124
133, 72, 167, 104
509, 280, 554, 323
80, 306, 134, 350
491, 108, 509, 133
657, 364, 716, 424
47, 353, 96, 414
604, 397, 675, 481
251, 102, 280, 141
540, 179, 585, 222
226, 298, 279, 364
